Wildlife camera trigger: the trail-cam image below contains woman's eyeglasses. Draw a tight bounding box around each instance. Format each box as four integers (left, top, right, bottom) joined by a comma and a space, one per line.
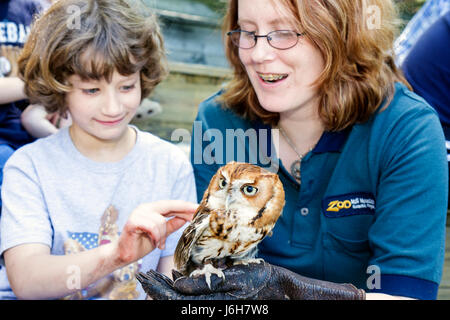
227, 30, 305, 50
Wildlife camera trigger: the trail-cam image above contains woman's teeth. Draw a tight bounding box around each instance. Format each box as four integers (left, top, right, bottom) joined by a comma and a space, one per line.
258, 73, 288, 83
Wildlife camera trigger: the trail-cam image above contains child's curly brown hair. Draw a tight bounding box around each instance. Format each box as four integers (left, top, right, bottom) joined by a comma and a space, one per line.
18, 0, 168, 115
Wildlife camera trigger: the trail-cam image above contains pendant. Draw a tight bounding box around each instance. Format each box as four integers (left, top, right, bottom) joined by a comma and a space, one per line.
290, 159, 302, 181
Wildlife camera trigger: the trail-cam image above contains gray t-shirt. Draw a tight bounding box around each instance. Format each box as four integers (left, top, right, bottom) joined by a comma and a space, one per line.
0, 126, 196, 299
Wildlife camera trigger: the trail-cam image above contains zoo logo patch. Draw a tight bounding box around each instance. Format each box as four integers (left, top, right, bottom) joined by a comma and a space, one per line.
322, 193, 375, 218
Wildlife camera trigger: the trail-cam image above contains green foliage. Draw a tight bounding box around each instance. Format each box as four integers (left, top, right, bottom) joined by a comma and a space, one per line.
395, 0, 427, 21
191, 1, 426, 18
153, 0, 426, 26
191, 0, 227, 15
190, 0, 426, 26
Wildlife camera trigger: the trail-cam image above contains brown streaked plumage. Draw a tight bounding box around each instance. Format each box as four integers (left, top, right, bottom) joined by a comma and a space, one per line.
174, 162, 285, 286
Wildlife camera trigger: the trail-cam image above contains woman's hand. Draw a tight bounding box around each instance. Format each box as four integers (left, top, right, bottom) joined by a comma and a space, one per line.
137, 261, 366, 300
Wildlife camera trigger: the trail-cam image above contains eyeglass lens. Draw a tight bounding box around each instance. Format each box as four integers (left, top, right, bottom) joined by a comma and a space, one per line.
229, 30, 300, 49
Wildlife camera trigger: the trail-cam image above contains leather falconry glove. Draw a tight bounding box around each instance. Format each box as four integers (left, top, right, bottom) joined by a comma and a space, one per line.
136, 261, 366, 300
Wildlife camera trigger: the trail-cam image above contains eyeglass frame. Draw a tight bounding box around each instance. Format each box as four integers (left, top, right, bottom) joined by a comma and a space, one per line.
226, 29, 306, 50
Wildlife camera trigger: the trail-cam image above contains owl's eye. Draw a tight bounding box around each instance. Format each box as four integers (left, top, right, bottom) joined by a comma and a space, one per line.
219, 178, 227, 189
242, 185, 258, 196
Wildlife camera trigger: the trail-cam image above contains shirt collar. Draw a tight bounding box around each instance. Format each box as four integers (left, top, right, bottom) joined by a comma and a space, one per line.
313, 127, 352, 153
256, 122, 351, 159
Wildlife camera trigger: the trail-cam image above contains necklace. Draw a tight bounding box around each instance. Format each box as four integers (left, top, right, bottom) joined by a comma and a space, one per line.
279, 127, 316, 183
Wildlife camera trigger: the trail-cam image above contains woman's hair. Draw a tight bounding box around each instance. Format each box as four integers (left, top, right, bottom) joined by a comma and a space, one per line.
220, 0, 410, 131
18, 0, 168, 115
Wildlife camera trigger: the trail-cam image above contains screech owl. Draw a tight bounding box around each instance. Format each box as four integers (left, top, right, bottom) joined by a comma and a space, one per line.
174, 161, 285, 288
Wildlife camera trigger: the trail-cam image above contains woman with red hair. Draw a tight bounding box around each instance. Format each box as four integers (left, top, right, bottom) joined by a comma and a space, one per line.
140, 0, 447, 300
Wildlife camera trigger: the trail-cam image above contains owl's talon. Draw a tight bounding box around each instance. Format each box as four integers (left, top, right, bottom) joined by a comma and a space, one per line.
190, 264, 225, 289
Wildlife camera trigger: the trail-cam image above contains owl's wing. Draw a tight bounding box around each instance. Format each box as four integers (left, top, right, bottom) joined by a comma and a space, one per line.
174, 203, 211, 273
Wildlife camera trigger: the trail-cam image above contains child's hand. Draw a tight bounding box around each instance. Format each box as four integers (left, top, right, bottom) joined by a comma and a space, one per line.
116, 200, 197, 264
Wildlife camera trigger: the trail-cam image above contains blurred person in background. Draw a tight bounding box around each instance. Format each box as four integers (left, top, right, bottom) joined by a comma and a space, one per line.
0, 0, 66, 211
394, 0, 450, 66
400, 11, 450, 205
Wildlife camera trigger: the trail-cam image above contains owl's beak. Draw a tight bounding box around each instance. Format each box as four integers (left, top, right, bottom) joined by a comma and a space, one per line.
225, 194, 234, 210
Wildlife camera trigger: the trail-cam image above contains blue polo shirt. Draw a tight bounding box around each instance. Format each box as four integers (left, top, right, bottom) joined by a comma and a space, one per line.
190, 82, 448, 300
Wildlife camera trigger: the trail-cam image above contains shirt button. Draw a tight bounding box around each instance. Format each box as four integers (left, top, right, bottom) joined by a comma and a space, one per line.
300, 207, 309, 216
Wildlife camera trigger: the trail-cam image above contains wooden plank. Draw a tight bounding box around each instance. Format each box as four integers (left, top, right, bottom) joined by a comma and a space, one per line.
438, 222, 450, 300
131, 67, 225, 140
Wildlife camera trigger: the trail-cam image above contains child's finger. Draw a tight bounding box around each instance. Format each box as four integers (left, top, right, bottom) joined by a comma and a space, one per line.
161, 214, 192, 249
139, 216, 167, 249
166, 217, 189, 236
158, 239, 166, 250
150, 200, 198, 216
156, 217, 188, 250
164, 212, 195, 222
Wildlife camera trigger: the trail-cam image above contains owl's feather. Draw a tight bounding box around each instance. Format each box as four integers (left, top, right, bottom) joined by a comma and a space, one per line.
174, 162, 285, 279
174, 202, 213, 275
